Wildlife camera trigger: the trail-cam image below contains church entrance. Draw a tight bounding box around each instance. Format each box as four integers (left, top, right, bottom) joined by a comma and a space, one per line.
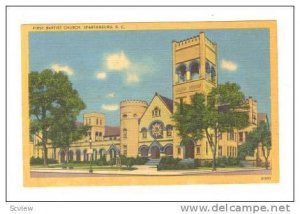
109, 149, 116, 160
150, 146, 160, 159
60, 150, 66, 163
185, 141, 195, 159
140, 146, 149, 157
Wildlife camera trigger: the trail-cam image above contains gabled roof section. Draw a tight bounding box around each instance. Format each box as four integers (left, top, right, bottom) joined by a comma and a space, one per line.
156, 93, 173, 113
139, 92, 174, 123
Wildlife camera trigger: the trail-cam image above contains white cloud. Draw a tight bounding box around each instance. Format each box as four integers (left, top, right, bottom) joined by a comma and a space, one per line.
106, 51, 131, 71
221, 59, 238, 72
126, 72, 140, 83
106, 92, 115, 98
100, 51, 154, 84
101, 104, 119, 111
96, 71, 107, 80
51, 64, 74, 75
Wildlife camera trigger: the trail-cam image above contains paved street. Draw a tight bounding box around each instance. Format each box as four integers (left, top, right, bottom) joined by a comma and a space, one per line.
31, 165, 271, 177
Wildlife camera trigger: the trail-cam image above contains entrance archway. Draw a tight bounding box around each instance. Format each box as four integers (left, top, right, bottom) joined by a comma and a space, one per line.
76, 149, 81, 161
109, 149, 116, 159
99, 149, 106, 159
60, 150, 66, 163
140, 146, 149, 157
150, 146, 160, 159
68, 150, 74, 161
185, 141, 195, 159
164, 144, 173, 156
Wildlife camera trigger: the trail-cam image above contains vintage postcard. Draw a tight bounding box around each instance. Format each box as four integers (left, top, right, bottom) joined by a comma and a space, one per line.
22, 21, 278, 187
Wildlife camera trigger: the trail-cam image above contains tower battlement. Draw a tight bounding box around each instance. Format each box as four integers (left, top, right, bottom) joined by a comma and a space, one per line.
173, 35, 200, 49
120, 99, 148, 107
173, 32, 217, 51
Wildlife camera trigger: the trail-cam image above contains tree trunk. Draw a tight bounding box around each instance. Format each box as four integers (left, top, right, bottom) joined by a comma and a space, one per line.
41, 110, 48, 166
212, 148, 217, 171
212, 128, 219, 171
42, 136, 48, 166
261, 144, 269, 169
66, 147, 69, 164
205, 128, 217, 171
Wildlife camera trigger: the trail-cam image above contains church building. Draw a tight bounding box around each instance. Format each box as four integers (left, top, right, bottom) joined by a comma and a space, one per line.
30, 32, 268, 165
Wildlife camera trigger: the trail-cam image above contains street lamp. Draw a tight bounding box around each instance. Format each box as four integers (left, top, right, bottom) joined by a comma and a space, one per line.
89, 137, 93, 173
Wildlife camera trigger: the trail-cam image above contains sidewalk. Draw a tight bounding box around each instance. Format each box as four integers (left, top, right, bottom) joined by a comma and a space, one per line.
31, 165, 270, 176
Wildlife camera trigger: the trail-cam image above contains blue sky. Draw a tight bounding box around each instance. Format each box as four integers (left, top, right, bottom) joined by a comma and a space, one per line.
29, 29, 270, 126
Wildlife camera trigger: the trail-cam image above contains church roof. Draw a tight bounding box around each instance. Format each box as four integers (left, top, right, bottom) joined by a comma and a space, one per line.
257, 113, 268, 123
75, 121, 83, 127
104, 126, 120, 137
156, 93, 173, 113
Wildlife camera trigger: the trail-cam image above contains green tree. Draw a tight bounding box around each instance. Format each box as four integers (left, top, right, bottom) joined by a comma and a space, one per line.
48, 120, 89, 163
29, 69, 86, 166
172, 82, 249, 171
239, 120, 271, 169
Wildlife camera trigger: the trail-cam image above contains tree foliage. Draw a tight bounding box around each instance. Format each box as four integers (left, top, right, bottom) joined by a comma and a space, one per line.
239, 121, 271, 169
29, 69, 86, 166
172, 82, 249, 170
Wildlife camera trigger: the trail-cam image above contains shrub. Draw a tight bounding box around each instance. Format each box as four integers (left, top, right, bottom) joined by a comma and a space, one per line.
202, 160, 212, 167
48, 159, 58, 164
124, 157, 135, 169
30, 157, 58, 165
216, 157, 240, 167
135, 156, 149, 165
107, 158, 116, 166
178, 161, 195, 169
30, 157, 43, 165
119, 156, 137, 168
157, 157, 196, 170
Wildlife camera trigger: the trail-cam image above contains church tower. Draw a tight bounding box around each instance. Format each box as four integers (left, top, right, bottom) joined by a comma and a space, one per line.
172, 32, 218, 159
120, 100, 148, 157
172, 32, 218, 105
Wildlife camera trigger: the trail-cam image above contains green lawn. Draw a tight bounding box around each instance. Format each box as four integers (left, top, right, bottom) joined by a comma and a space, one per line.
30, 163, 137, 171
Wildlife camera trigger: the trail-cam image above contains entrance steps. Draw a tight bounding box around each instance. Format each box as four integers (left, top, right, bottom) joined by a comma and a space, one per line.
145, 159, 161, 166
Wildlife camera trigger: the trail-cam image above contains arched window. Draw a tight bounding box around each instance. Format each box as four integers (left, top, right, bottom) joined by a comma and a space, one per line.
205, 61, 211, 80
152, 107, 161, 117
166, 125, 173, 137
205, 61, 211, 73
176, 64, 187, 83
76, 149, 81, 161
68, 150, 74, 161
95, 131, 98, 141
190, 61, 200, 80
164, 145, 173, 156
211, 66, 216, 82
123, 114, 128, 118
93, 149, 97, 161
139, 146, 149, 157
141, 127, 147, 139
123, 128, 127, 139
60, 150, 66, 163
83, 149, 88, 161
99, 149, 106, 159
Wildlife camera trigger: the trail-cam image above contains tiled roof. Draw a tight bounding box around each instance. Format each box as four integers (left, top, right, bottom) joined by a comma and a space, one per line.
257, 113, 268, 123
158, 94, 173, 113
75, 121, 83, 127
104, 126, 120, 137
